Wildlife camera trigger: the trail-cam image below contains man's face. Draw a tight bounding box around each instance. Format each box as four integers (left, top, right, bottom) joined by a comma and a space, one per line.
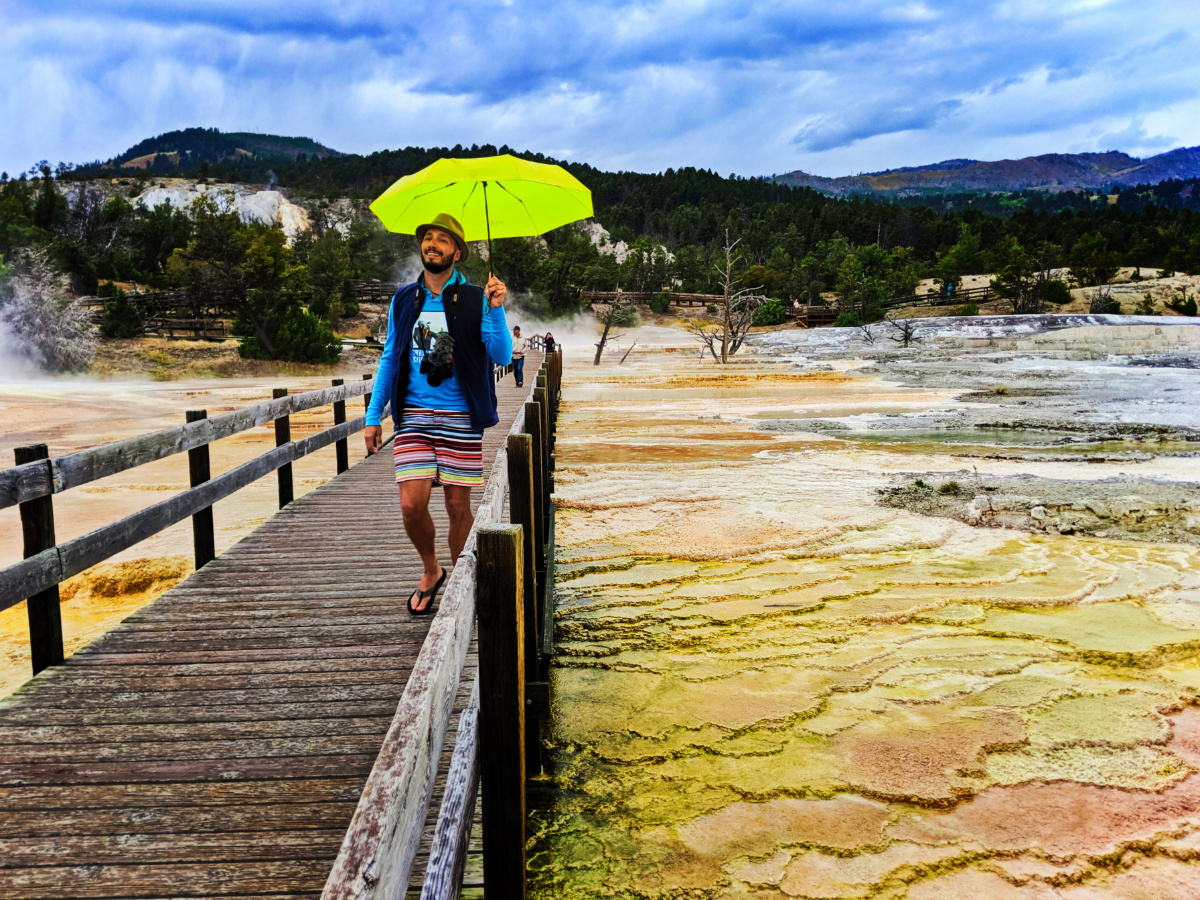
421, 228, 461, 274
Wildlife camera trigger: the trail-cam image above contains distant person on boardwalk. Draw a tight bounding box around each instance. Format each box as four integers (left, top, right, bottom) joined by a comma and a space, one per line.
364, 213, 512, 615
545, 332, 556, 353
512, 326, 527, 387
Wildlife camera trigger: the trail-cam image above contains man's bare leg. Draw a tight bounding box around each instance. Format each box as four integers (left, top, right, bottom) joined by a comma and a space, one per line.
444, 484, 473, 564
399, 480, 443, 603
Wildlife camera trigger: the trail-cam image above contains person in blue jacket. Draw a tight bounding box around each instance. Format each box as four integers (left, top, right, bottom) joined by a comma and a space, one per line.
364, 213, 512, 614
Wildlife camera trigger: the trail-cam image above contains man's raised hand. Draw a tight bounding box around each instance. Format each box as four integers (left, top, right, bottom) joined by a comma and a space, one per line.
486, 274, 508, 308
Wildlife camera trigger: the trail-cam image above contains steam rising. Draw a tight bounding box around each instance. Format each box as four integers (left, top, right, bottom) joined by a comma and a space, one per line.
0, 249, 96, 377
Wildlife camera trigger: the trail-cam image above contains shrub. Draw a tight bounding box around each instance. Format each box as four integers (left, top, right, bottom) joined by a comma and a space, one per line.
833, 311, 862, 328
957, 301, 980, 317
648, 292, 671, 314
939, 480, 962, 495
1134, 294, 1158, 316
98, 281, 144, 338
1090, 286, 1121, 315
609, 304, 640, 327
237, 306, 341, 364
706, 303, 719, 314
1043, 280, 1073, 305
751, 298, 787, 326
1166, 292, 1198, 316
993, 385, 1008, 395
862, 305, 885, 323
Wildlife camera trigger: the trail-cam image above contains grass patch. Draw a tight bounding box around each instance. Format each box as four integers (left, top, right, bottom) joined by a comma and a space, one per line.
939, 480, 963, 495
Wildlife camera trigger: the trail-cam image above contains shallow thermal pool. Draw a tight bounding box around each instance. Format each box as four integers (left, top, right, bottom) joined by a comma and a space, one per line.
528, 359, 1200, 899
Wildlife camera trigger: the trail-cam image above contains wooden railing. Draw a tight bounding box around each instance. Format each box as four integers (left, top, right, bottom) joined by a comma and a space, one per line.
0, 375, 382, 673
323, 350, 563, 900
880, 284, 994, 310
582, 290, 725, 307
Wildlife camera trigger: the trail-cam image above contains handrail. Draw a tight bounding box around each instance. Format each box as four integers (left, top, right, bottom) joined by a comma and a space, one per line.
324, 348, 563, 900
0, 379, 373, 509
0, 375, 385, 671
321, 392, 528, 900
0, 413, 368, 614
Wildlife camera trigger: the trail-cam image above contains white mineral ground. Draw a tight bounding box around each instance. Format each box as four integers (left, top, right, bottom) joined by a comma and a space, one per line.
0, 374, 369, 696
531, 319, 1200, 898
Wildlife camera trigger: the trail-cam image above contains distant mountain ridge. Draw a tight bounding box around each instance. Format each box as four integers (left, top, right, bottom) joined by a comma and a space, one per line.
774, 147, 1200, 194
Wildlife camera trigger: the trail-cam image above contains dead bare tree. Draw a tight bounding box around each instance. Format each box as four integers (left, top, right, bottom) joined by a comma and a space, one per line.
885, 312, 923, 348
858, 321, 878, 345
690, 230, 764, 363
593, 293, 634, 365
685, 317, 722, 360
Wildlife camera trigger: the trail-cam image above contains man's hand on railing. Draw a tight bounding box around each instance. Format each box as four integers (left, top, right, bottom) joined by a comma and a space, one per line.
364, 425, 382, 455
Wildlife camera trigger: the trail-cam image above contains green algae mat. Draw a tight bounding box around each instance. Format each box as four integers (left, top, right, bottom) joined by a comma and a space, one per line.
528, 363, 1200, 899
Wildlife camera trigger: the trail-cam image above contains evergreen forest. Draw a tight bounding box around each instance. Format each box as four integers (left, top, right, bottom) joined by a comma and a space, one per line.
2, 134, 1199, 363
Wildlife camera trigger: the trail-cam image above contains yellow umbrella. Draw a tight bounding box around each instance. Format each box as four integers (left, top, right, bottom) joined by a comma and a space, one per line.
369, 154, 594, 269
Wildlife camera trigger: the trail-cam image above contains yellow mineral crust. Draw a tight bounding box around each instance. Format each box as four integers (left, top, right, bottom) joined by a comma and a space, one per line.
529, 360, 1200, 898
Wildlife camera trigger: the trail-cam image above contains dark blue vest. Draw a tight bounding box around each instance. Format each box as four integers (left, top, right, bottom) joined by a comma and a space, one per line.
388, 277, 500, 433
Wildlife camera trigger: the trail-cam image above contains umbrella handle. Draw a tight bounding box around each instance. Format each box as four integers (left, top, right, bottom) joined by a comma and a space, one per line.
483, 181, 494, 280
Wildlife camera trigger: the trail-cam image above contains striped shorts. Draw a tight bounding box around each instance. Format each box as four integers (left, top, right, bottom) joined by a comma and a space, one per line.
393, 409, 484, 487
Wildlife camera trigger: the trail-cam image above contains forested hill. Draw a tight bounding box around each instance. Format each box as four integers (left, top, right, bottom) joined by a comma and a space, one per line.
4, 129, 1198, 330
66, 128, 1200, 202
79, 128, 342, 173
60, 131, 1200, 225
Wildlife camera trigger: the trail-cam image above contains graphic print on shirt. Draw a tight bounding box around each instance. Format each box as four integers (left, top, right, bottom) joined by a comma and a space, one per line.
410, 310, 449, 361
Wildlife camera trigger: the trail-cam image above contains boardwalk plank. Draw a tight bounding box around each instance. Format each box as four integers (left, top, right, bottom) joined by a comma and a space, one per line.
2, 733, 387, 764
0, 717, 394, 745
0, 753, 381, 785
0, 859, 331, 899
0, 829, 349, 865
0, 777, 366, 809
0, 801, 361, 837
0, 700, 401, 726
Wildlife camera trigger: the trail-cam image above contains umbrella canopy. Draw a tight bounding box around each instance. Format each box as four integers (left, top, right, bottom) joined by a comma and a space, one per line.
369, 154, 593, 259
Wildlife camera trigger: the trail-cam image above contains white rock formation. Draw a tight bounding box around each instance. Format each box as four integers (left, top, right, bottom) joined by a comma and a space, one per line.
134, 182, 313, 243
579, 220, 630, 264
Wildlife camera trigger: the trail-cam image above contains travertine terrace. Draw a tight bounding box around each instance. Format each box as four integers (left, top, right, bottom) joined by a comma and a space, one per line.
529, 316, 1200, 898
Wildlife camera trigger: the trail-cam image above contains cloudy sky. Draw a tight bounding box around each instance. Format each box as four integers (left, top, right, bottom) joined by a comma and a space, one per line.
2, 0, 1198, 178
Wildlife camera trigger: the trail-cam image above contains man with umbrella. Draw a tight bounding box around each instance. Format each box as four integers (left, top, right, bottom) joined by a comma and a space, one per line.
364, 213, 512, 615
363, 153, 592, 615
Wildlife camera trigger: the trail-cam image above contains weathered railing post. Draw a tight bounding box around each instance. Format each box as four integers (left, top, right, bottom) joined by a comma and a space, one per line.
507, 433, 541, 775
523, 400, 546, 589
272, 388, 293, 508
534, 382, 553, 493
332, 378, 349, 474
185, 410, 215, 569
476, 524, 526, 900
14, 444, 63, 674
363, 372, 373, 413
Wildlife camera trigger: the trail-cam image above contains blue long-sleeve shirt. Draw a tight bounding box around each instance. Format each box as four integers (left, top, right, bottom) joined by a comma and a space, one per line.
366, 270, 513, 426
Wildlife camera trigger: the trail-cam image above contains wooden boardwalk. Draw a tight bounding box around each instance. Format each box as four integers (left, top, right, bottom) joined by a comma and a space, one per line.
0, 354, 540, 900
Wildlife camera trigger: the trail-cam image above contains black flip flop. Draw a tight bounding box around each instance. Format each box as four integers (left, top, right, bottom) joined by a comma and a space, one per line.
407, 567, 447, 616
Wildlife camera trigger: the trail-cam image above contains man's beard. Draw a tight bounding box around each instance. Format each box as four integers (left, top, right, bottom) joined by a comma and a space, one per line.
423, 251, 454, 274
